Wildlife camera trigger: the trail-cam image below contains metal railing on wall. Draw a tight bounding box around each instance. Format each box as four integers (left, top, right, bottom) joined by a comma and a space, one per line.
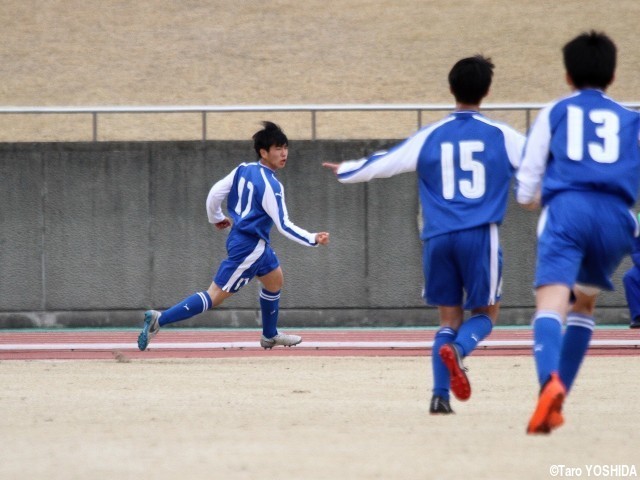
1, 102, 639, 142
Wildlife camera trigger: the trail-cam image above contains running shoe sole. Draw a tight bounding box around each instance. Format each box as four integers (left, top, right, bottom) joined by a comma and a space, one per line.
137, 310, 159, 351
439, 343, 471, 401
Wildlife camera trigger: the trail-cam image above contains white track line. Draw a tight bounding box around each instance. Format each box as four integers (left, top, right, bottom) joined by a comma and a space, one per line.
1, 339, 639, 351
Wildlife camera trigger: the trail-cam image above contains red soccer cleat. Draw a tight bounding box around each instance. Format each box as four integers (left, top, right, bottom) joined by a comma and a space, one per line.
439, 343, 471, 401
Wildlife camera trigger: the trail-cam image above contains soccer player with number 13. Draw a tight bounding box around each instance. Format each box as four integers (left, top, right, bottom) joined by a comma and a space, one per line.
516, 31, 640, 434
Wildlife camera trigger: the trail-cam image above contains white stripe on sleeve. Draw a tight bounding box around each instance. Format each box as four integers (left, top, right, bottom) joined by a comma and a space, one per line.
474, 115, 526, 170
261, 169, 317, 246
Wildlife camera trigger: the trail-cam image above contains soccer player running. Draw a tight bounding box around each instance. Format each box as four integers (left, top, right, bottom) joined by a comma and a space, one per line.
324, 56, 524, 414
516, 31, 640, 434
138, 121, 330, 351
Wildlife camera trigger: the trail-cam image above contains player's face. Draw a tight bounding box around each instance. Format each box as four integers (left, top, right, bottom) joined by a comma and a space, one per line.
260, 144, 288, 170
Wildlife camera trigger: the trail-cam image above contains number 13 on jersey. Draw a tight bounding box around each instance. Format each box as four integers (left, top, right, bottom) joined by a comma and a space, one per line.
567, 105, 620, 163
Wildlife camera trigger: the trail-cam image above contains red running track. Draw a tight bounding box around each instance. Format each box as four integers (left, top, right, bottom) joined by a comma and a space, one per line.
0, 327, 639, 360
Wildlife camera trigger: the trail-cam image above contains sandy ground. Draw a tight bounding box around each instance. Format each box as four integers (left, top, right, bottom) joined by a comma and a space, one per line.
1, 1, 639, 141
1, 355, 639, 480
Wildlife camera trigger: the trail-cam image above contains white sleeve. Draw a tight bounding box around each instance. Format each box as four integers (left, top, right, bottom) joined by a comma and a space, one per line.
205, 167, 237, 224
516, 106, 552, 204
501, 126, 526, 170
260, 169, 317, 247
336, 128, 431, 183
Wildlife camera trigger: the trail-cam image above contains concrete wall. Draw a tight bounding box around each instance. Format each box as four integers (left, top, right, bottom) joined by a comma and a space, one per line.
0, 141, 633, 328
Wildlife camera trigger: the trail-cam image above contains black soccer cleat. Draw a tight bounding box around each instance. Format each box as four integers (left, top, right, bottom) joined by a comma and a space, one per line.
429, 395, 454, 415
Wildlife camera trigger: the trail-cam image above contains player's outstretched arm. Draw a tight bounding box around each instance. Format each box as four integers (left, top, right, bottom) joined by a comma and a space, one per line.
315, 232, 330, 245
322, 131, 423, 183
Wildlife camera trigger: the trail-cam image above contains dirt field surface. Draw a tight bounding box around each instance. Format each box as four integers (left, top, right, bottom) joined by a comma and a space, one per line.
1, 354, 639, 480
1, 1, 639, 140
1, 328, 639, 479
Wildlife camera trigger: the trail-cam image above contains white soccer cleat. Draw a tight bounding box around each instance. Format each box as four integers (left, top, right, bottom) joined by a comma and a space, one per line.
260, 332, 302, 349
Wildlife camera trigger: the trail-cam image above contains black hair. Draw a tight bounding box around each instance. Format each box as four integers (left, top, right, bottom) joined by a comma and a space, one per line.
252, 121, 288, 158
448, 55, 494, 105
563, 30, 616, 90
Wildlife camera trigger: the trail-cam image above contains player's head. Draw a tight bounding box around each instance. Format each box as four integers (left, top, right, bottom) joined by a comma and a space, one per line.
563, 31, 616, 90
448, 55, 494, 106
253, 121, 288, 159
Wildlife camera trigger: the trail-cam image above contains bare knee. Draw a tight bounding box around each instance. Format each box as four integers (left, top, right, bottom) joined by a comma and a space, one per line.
258, 267, 284, 292
207, 282, 234, 308
571, 287, 598, 316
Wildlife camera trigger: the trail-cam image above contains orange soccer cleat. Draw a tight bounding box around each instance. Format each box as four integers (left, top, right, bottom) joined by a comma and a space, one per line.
527, 372, 566, 434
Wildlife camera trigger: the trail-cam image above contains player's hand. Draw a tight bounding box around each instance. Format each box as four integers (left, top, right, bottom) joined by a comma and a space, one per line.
322, 162, 340, 175
315, 232, 330, 245
215, 218, 232, 229
520, 201, 540, 211
520, 190, 541, 211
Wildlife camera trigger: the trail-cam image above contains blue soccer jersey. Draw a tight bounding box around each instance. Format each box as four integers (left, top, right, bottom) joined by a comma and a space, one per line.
206, 162, 318, 247
516, 89, 640, 207
336, 111, 525, 240
516, 89, 640, 290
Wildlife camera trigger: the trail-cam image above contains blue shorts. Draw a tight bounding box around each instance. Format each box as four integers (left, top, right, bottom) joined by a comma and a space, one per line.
535, 193, 636, 290
214, 232, 280, 293
423, 224, 503, 310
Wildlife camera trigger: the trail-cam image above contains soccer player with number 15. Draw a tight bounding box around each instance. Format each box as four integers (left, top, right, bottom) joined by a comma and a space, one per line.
325, 56, 525, 414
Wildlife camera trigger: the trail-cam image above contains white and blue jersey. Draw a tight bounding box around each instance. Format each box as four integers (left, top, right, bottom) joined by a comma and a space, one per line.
337, 111, 524, 240
517, 89, 640, 207
206, 162, 317, 292
336, 111, 524, 308
208, 161, 317, 247
516, 89, 640, 290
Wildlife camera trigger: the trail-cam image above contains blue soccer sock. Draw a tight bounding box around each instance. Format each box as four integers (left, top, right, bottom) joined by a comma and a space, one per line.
532, 311, 563, 386
559, 313, 594, 393
432, 327, 457, 399
259, 288, 281, 338
158, 291, 212, 326
453, 314, 493, 357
